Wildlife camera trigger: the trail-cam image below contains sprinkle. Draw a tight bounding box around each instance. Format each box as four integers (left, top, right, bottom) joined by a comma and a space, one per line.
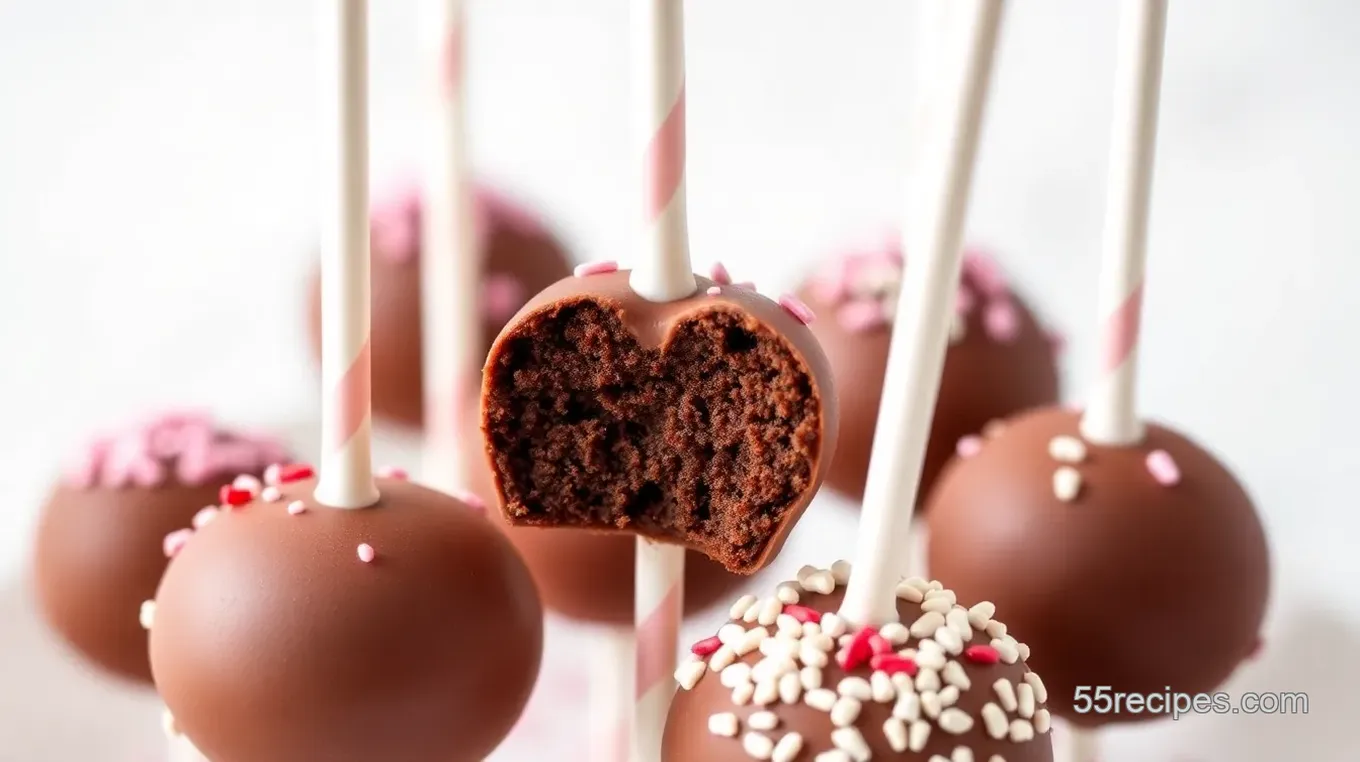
837, 677, 873, 701
831, 696, 862, 727
942, 660, 971, 689
706, 286, 722, 296
799, 666, 823, 691
779, 672, 802, 704
820, 613, 848, 638
161, 709, 180, 738
924, 587, 957, 605
758, 597, 784, 626
893, 692, 921, 721
921, 690, 943, 718
139, 600, 156, 630
869, 654, 919, 677
945, 609, 973, 641
871, 670, 897, 702
878, 622, 910, 645
981, 703, 1009, 739
710, 645, 737, 671
775, 615, 803, 637
286, 500, 307, 515
779, 294, 817, 325
263, 464, 282, 485
1146, 449, 1181, 485
753, 679, 780, 706
191, 506, 219, 528
939, 685, 961, 707
771, 732, 803, 762
277, 463, 314, 483
692, 636, 722, 657
909, 612, 946, 639
737, 627, 770, 656
573, 260, 619, 277
838, 629, 877, 670
710, 262, 733, 285
991, 638, 1020, 664
921, 597, 953, 615
743, 732, 775, 759
219, 486, 252, 508
232, 474, 262, 494
796, 565, 819, 583
676, 660, 707, 690
1052, 466, 1082, 501
720, 663, 753, 688
1047, 435, 1087, 463
934, 626, 964, 655
800, 641, 830, 668
749, 711, 779, 731
985, 620, 1007, 639
952, 748, 975, 762
830, 559, 853, 584
939, 708, 975, 735
805, 688, 838, 712
752, 656, 796, 683
831, 727, 871, 762
776, 584, 801, 605
732, 682, 756, 705
1022, 671, 1048, 703
967, 602, 995, 630
994, 678, 1018, 712
1033, 708, 1052, 733
376, 465, 408, 480
913, 640, 946, 670
163, 529, 193, 558
1017, 683, 1036, 717
815, 752, 851, 762
956, 435, 984, 458
357, 543, 376, 563
451, 489, 487, 513
908, 719, 931, 752
896, 581, 925, 603
983, 301, 1020, 342
1009, 719, 1035, 742
883, 718, 908, 752
719, 623, 747, 646
1017, 642, 1031, 661
916, 668, 942, 693
260, 486, 281, 502
708, 712, 738, 737
801, 570, 836, 595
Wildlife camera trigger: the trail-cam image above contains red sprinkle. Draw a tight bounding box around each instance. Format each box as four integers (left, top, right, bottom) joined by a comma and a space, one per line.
964, 645, 1001, 664
782, 604, 822, 624
691, 636, 722, 657
277, 463, 315, 483
838, 627, 877, 670
868, 631, 893, 656
869, 654, 919, 676
219, 486, 253, 508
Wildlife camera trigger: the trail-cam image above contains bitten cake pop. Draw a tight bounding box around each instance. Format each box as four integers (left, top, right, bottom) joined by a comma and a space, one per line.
32, 411, 288, 684
664, 564, 1055, 762
305, 181, 574, 427
797, 245, 1060, 503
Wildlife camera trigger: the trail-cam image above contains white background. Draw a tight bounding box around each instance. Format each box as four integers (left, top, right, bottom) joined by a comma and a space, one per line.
1, 0, 1357, 760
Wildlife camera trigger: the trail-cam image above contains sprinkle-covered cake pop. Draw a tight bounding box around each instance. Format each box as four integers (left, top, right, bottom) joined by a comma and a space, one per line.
663, 562, 1055, 762
32, 411, 288, 684
925, 408, 1269, 724
305, 182, 574, 427
148, 469, 544, 762
796, 244, 1060, 503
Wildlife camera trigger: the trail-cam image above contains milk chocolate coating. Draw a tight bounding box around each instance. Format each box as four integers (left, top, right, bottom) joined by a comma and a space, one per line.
150, 477, 543, 762
482, 270, 838, 574
664, 584, 1055, 762
797, 266, 1058, 505
925, 408, 1270, 725
305, 197, 573, 428
33, 479, 233, 684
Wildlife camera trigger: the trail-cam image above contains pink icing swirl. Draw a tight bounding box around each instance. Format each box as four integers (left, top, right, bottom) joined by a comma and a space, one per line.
62, 411, 290, 490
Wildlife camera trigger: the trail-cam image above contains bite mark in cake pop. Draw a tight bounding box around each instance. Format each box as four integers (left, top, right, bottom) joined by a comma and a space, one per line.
574, 260, 620, 278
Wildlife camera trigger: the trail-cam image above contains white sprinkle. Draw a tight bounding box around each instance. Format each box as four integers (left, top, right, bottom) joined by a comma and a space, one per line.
871, 670, 896, 703
934, 626, 964, 655
921, 596, 954, 615
161, 709, 180, 738
758, 597, 784, 626
772, 733, 804, 762
737, 627, 770, 656
710, 645, 738, 671
744, 603, 762, 623
776, 584, 801, 605
930, 756, 951, 762
1033, 708, 1052, 733
910, 612, 946, 639
830, 559, 853, 584
820, 613, 848, 638
753, 679, 780, 706
985, 620, 1007, 639
796, 564, 819, 583
939, 707, 975, 735
808, 632, 836, 652
946, 609, 973, 641
708, 712, 739, 737
894, 691, 922, 721
942, 660, 971, 690
760, 637, 796, 661
1017, 683, 1036, 717
908, 719, 931, 752
924, 588, 957, 605
981, 703, 1009, 739
232, 474, 262, 495
816, 752, 851, 762
891, 671, 916, 694
719, 623, 747, 646
967, 602, 996, 630
994, 678, 1018, 712
837, 677, 872, 701
895, 581, 925, 603
743, 732, 775, 759
730, 594, 759, 620
831, 696, 862, 727
991, 638, 1020, 664
1023, 671, 1048, 703
139, 600, 156, 630
1009, 719, 1035, 742
779, 671, 802, 704
805, 688, 838, 712
800, 642, 829, 668
286, 500, 306, 515
356, 543, 376, 563
802, 570, 836, 594
732, 682, 755, 705
191, 506, 218, 528
878, 622, 910, 645
921, 690, 943, 718
884, 717, 909, 752
748, 711, 779, 731
831, 727, 872, 762
903, 576, 932, 593
939, 685, 961, 707
927, 580, 945, 591
916, 668, 942, 693
1053, 466, 1082, 501
989, 757, 1007, 762
1048, 435, 1087, 463
260, 486, 282, 503
1017, 642, 1031, 662
838, 634, 855, 648
915, 642, 946, 671
263, 464, 281, 486
775, 614, 803, 637
799, 666, 823, 691
675, 660, 707, 690
952, 747, 975, 762
803, 622, 822, 636
721, 663, 753, 688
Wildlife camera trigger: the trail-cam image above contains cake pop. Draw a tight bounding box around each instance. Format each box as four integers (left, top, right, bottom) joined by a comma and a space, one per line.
305, 181, 574, 427
32, 411, 288, 684
663, 563, 1055, 762
796, 244, 1060, 504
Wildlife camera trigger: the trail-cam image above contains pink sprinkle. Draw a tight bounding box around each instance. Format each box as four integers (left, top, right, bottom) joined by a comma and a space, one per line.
357, 543, 376, 563
574, 260, 619, 278
709, 262, 732, 285
191, 506, 219, 529
451, 488, 487, 514
286, 500, 307, 515
837, 300, 890, 333
377, 466, 409, 480
706, 286, 722, 296
983, 301, 1020, 342
163, 529, 194, 558
956, 435, 983, 458
778, 294, 816, 326
1146, 449, 1181, 486
962, 249, 1010, 298
691, 635, 722, 657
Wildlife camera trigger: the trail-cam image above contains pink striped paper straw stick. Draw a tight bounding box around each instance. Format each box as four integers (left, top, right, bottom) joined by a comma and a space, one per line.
419, 0, 478, 493
314, 0, 379, 510
1079, 0, 1167, 448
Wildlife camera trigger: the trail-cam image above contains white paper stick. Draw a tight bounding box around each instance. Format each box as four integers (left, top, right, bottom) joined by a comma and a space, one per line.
418, 0, 478, 493
315, 0, 379, 509
1080, 0, 1168, 446
635, 539, 684, 762
590, 626, 635, 762
838, 0, 1005, 627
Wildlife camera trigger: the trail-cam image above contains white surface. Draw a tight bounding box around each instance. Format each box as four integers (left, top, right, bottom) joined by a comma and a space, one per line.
2, 0, 1359, 759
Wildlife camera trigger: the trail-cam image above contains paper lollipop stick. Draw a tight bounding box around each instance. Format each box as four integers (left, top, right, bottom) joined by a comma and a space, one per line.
1080, 0, 1167, 447
838, 0, 1005, 627
419, 0, 478, 493
314, 0, 379, 510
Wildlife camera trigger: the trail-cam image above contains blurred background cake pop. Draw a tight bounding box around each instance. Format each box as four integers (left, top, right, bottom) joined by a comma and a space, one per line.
32, 411, 288, 685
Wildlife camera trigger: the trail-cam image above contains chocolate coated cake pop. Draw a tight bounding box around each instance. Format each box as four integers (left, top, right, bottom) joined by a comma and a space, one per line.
797, 243, 1060, 504
32, 412, 288, 684
481, 266, 837, 574
925, 407, 1270, 725
663, 561, 1055, 762
149, 471, 543, 762
305, 182, 574, 427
